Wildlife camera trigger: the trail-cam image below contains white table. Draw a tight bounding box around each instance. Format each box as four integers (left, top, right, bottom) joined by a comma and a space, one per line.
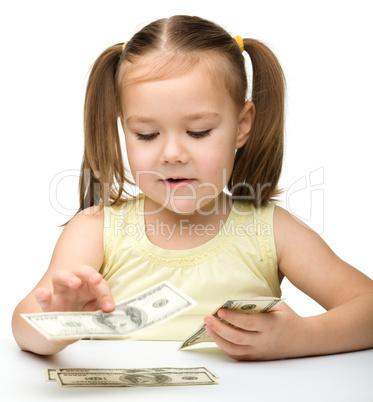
1, 338, 372, 401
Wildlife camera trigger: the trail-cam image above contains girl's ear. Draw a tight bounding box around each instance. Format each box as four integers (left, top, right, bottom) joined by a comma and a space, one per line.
236, 102, 255, 149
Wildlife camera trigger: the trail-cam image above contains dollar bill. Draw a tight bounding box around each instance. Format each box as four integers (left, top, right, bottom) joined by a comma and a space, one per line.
46, 367, 219, 382
22, 281, 196, 340
179, 298, 284, 350
45, 367, 218, 387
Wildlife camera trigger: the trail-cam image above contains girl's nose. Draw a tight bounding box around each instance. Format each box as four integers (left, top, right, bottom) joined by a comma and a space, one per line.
160, 135, 188, 164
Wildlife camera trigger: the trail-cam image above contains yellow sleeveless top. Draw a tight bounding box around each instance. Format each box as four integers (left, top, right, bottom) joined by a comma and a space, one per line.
99, 194, 281, 340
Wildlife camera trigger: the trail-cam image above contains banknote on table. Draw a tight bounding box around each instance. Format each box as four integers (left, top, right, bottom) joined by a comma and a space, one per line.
179, 298, 284, 350
45, 367, 219, 387
45, 367, 219, 382
21, 281, 196, 340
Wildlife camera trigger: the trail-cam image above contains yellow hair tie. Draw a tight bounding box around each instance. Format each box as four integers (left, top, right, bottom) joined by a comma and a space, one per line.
122, 42, 127, 52
233, 35, 244, 53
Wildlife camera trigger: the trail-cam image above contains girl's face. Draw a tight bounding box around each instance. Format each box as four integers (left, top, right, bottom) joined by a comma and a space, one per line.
120, 62, 253, 216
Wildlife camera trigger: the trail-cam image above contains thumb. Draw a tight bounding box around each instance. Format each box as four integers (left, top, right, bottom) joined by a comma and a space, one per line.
35, 288, 52, 311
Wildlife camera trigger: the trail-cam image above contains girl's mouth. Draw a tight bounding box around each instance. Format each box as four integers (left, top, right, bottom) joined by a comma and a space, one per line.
166, 178, 186, 182
163, 178, 194, 189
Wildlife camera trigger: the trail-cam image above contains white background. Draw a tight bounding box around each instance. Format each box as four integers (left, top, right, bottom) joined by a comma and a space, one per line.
1, 0, 372, 339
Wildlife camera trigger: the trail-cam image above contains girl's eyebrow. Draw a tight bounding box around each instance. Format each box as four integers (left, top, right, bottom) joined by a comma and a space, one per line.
126, 112, 220, 125
184, 112, 220, 121
126, 115, 156, 125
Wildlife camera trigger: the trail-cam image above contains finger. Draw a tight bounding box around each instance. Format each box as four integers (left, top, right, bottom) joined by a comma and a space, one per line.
52, 270, 82, 293
205, 324, 254, 360
72, 266, 115, 312
205, 315, 258, 345
35, 288, 52, 310
72, 265, 100, 282
217, 309, 270, 331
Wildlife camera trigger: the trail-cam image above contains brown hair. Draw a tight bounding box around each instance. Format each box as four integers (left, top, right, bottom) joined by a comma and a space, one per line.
78, 15, 285, 213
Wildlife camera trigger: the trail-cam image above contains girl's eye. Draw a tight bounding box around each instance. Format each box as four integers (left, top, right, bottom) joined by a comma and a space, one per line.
135, 130, 211, 141
136, 133, 159, 141
187, 129, 212, 139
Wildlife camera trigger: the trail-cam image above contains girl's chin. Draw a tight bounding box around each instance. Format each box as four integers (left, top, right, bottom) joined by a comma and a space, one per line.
165, 202, 199, 216
165, 199, 219, 216
144, 192, 226, 216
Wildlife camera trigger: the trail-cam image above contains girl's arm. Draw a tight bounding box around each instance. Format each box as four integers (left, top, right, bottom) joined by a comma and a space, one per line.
274, 205, 373, 355
12, 207, 115, 355
204, 205, 373, 360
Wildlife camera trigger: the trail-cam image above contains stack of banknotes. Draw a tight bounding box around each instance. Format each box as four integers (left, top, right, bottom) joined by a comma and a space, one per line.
45, 367, 219, 387
21, 281, 196, 340
180, 297, 284, 349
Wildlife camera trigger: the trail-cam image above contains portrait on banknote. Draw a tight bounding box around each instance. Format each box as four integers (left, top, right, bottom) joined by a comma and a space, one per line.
93, 306, 147, 334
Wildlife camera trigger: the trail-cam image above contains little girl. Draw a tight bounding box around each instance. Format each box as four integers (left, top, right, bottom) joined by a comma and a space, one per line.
12, 15, 373, 360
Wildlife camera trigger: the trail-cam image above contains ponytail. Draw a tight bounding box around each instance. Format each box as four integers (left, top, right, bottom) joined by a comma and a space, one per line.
228, 39, 285, 206
78, 43, 134, 214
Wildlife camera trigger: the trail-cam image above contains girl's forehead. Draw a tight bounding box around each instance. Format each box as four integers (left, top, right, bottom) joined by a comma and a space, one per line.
119, 51, 228, 90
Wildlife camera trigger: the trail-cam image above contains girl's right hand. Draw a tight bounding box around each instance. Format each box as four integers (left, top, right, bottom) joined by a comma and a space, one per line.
34, 265, 115, 313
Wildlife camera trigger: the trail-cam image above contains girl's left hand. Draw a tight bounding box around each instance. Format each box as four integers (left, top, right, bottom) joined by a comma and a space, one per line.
204, 302, 309, 361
